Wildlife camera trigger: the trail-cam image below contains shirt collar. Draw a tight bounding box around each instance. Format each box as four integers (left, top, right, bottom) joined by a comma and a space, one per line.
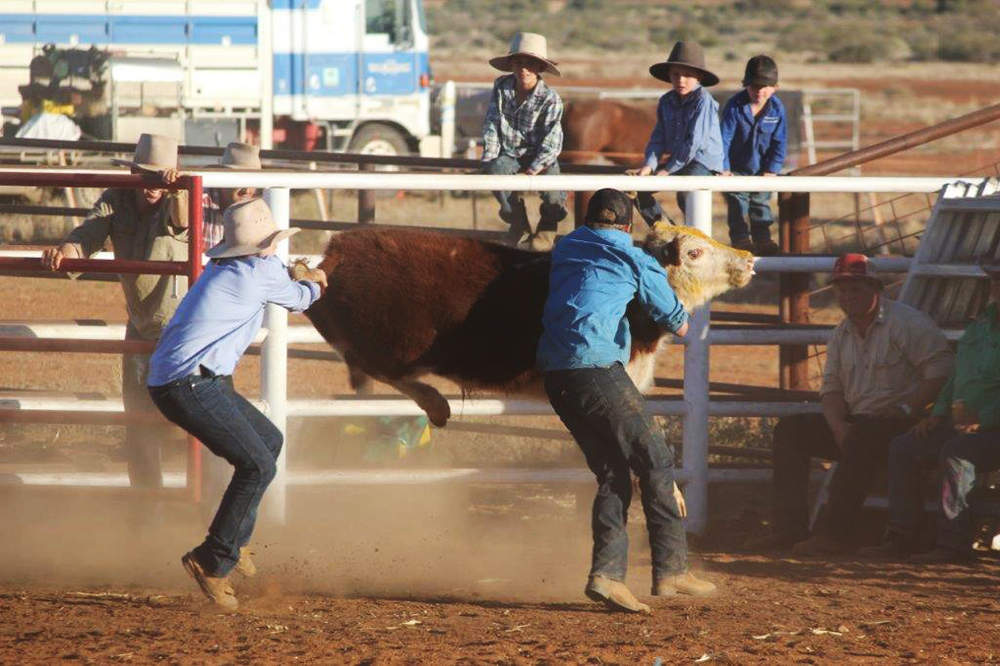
845, 297, 888, 336
667, 86, 702, 107
502, 74, 547, 101
586, 225, 633, 246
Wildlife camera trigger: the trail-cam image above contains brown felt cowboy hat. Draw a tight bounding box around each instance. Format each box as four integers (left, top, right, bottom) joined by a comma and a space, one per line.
206, 197, 300, 258
111, 133, 179, 172
490, 32, 561, 77
649, 41, 719, 87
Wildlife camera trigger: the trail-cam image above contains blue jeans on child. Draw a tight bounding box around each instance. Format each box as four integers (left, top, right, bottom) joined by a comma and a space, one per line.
887, 423, 1000, 553
481, 155, 567, 232
724, 171, 774, 243
149, 369, 283, 576
636, 161, 714, 226
543, 363, 688, 582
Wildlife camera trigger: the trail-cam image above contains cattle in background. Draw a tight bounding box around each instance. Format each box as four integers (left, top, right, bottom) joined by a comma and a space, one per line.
561, 99, 654, 226
305, 225, 755, 426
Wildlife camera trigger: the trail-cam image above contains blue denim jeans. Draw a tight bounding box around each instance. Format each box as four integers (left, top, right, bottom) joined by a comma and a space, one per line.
888, 424, 1000, 553
636, 161, 714, 226
544, 363, 687, 581
482, 155, 567, 232
724, 171, 774, 243
149, 370, 283, 576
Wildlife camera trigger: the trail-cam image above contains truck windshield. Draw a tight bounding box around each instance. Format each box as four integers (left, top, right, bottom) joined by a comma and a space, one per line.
366, 0, 414, 46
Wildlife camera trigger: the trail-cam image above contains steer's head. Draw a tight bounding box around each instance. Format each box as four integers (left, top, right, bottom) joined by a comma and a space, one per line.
642, 223, 755, 310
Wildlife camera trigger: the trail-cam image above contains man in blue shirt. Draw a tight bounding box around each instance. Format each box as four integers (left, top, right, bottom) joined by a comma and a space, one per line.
148, 198, 325, 611
720, 55, 787, 256
631, 42, 725, 227
538, 188, 716, 613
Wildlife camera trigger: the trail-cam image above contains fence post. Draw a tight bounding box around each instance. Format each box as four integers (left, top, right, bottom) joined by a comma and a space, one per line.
682, 188, 712, 534
262, 186, 290, 523
358, 163, 376, 225
778, 192, 812, 391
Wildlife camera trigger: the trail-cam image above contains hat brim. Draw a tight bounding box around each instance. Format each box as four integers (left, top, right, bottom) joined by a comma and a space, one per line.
110, 158, 169, 173
205, 227, 301, 259
649, 62, 719, 87
742, 76, 779, 87
489, 53, 561, 77
829, 273, 883, 288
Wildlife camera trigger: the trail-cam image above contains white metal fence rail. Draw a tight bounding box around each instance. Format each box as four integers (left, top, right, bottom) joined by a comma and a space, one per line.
0, 167, 990, 533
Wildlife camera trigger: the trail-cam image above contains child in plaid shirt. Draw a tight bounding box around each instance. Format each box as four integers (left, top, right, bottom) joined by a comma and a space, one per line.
482, 32, 567, 252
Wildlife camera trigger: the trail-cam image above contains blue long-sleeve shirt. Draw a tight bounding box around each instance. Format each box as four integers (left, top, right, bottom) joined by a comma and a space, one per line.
721, 90, 787, 174
148, 254, 321, 386
537, 226, 688, 371
643, 86, 724, 174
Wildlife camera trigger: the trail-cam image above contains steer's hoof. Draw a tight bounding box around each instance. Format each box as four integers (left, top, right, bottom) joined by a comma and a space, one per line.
425, 399, 451, 427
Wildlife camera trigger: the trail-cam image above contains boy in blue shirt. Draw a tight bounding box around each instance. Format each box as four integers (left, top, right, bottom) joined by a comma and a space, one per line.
538, 188, 716, 613
632, 42, 724, 226
148, 198, 326, 611
720, 55, 787, 256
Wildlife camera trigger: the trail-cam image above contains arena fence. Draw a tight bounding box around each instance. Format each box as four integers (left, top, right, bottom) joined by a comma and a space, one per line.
0, 167, 991, 533
0, 171, 207, 500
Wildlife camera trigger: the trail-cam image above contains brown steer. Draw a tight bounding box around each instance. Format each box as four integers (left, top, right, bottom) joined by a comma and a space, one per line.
306, 224, 754, 426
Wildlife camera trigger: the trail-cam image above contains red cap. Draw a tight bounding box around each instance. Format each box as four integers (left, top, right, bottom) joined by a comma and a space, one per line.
831, 253, 878, 283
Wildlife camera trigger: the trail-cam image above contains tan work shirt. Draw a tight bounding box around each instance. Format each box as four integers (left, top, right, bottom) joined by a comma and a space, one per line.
64, 188, 189, 340
820, 299, 953, 416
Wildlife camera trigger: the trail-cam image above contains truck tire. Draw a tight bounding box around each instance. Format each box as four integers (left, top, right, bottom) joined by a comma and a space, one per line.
348, 123, 410, 157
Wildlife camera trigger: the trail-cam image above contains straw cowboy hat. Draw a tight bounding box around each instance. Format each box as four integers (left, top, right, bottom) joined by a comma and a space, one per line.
220, 142, 262, 169
111, 133, 179, 172
649, 41, 719, 87
205, 197, 300, 259
490, 32, 561, 77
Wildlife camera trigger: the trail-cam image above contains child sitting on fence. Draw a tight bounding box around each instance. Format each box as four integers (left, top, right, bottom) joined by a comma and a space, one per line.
631, 41, 724, 226
720, 55, 787, 256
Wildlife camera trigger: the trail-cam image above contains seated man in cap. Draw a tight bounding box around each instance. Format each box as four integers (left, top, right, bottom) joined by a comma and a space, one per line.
201, 141, 263, 254
41, 133, 190, 490
867, 257, 1000, 563
538, 188, 715, 614
481, 31, 567, 252
745, 253, 953, 555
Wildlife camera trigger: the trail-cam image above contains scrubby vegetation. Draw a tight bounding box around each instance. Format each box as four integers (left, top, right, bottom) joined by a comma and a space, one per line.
427, 0, 1000, 64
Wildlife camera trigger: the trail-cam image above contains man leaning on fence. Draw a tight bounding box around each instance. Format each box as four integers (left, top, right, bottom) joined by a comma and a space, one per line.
40, 133, 190, 489
481, 31, 567, 252
744, 253, 953, 556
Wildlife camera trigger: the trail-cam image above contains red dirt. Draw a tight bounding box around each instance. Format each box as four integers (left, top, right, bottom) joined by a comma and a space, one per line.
3, 553, 999, 663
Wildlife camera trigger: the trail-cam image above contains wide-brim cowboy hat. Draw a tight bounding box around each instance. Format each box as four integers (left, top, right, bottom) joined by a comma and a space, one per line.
206, 197, 300, 259
649, 41, 719, 87
220, 141, 262, 169
489, 32, 561, 77
111, 133, 179, 172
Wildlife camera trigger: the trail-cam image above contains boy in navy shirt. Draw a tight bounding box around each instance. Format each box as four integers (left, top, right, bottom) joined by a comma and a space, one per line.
720, 55, 787, 256
538, 188, 716, 613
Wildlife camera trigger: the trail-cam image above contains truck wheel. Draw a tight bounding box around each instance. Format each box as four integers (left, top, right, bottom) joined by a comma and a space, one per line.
348, 123, 410, 158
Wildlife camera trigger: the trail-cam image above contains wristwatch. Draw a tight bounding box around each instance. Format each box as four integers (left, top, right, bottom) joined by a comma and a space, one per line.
897, 403, 913, 418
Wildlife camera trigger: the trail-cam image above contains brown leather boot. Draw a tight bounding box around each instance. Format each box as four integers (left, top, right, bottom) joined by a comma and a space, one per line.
233, 547, 257, 578
652, 571, 717, 597
181, 552, 239, 612
585, 575, 651, 613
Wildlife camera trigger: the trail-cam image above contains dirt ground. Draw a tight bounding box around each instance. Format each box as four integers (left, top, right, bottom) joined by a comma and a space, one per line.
1, 484, 999, 665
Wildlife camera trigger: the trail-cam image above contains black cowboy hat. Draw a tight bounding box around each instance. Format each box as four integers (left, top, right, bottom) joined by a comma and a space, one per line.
649, 41, 719, 87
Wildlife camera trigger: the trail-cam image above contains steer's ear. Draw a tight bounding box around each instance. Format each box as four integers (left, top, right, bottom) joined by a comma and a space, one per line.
660, 238, 682, 267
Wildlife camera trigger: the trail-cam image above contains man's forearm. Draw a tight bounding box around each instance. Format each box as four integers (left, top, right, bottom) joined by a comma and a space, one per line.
907, 376, 948, 415
821, 392, 850, 429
